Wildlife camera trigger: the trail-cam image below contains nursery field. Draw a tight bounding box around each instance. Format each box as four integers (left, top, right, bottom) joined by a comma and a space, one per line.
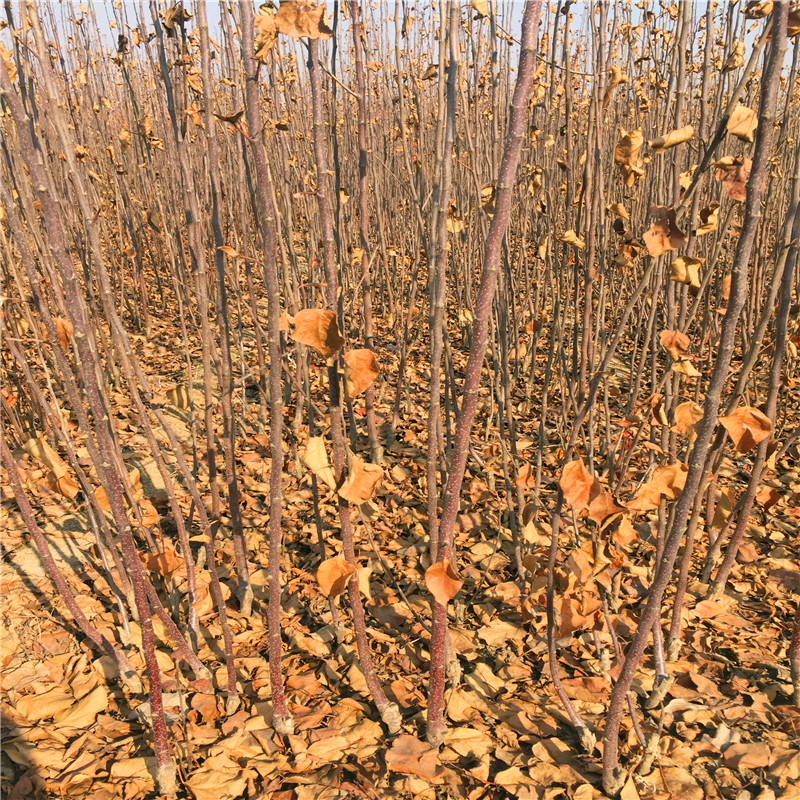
1, 2, 799, 799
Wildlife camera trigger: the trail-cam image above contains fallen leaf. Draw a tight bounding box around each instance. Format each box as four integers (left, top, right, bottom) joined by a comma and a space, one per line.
316, 556, 355, 598
560, 458, 601, 510
385, 734, 439, 780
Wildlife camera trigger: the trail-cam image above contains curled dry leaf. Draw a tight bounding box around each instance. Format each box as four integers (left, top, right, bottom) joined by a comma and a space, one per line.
696, 202, 720, 236
659, 329, 691, 361
560, 229, 585, 249
607, 202, 629, 220
343, 348, 379, 399
649, 124, 694, 153
644, 206, 685, 257
471, 0, 490, 20
425, 560, 463, 607
338, 454, 382, 504
718, 406, 772, 452
291, 308, 345, 358
385, 734, 439, 780
672, 358, 702, 378
672, 401, 704, 440
316, 555, 355, 598
602, 64, 627, 108
254, 11, 277, 62
302, 436, 337, 491
614, 128, 644, 186
274, 1, 334, 40
628, 462, 688, 512
715, 156, 751, 201
727, 105, 758, 142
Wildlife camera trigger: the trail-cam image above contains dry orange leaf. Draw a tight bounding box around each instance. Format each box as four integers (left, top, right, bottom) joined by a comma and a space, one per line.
715, 156, 751, 201
425, 560, 463, 606
695, 202, 720, 236
302, 436, 337, 491
338, 454, 381, 504
607, 202, 629, 220
559, 458, 601, 510
254, 10, 277, 61
143, 548, 184, 580
316, 555, 355, 598
669, 256, 702, 290
672, 359, 702, 378
659, 329, 690, 361
274, 1, 333, 40
291, 308, 345, 358
343, 348, 379, 399
649, 125, 694, 153
718, 406, 772, 452
586, 490, 626, 525
644, 206, 685, 257
628, 462, 688, 511
727, 105, 758, 142
385, 734, 439, 780
614, 128, 644, 186
672, 401, 704, 440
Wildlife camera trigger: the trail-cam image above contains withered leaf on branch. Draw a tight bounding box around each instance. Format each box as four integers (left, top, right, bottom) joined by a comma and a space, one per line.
718, 406, 772, 452
669, 256, 702, 290
643, 206, 685, 257
425, 560, 463, 606
343, 349, 379, 399
274, 1, 334, 40
291, 308, 345, 358
649, 124, 694, 153
614, 128, 644, 186
338, 454, 382, 504
302, 436, 337, 491
316, 556, 355, 598
727, 105, 758, 142
715, 156, 751, 201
